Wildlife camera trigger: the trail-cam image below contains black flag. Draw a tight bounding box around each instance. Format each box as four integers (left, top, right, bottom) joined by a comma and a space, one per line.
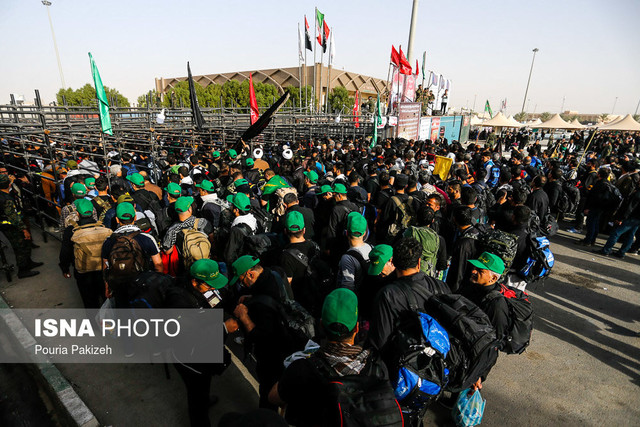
187, 62, 205, 131
234, 92, 290, 152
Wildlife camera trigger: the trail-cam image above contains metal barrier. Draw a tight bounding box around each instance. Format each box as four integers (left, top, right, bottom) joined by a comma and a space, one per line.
0, 90, 379, 242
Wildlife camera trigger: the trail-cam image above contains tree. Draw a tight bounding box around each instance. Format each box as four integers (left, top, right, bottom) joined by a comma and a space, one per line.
327, 86, 353, 114
599, 113, 609, 122
539, 112, 552, 122
634, 114, 640, 122
514, 112, 528, 122
285, 85, 313, 110
137, 90, 160, 108
56, 84, 129, 107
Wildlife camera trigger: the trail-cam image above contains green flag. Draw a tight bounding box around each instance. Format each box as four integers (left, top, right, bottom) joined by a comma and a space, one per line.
371, 94, 381, 148
316, 9, 324, 28
484, 100, 493, 119
88, 52, 112, 135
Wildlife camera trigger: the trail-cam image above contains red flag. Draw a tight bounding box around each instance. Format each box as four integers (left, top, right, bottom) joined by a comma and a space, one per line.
352, 90, 360, 128
398, 47, 412, 75
304, 16, 312, 51
249, 74, 259, 125
391, 45, 400, 67
415, 59, 419, 76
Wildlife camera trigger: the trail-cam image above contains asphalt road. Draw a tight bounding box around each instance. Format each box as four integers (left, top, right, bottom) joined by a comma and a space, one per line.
0, 223, 638, 426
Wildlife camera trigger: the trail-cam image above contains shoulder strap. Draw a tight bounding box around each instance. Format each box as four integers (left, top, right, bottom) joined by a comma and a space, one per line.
284, 247, 310, 269
193, 218, 200, 230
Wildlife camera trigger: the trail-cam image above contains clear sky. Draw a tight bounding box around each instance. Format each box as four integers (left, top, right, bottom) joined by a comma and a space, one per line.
1, 0, 639, 116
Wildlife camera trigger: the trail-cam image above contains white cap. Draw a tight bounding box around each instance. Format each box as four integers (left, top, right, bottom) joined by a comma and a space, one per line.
253, 148, 263, 159
282, 149, 293, 160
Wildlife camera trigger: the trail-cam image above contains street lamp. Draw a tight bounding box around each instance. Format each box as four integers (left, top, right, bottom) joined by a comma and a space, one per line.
42, 0, 66, 89
521, 48, 539, 114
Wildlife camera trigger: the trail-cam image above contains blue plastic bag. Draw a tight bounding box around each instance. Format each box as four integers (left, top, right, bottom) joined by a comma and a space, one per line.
452, 388, 485, 427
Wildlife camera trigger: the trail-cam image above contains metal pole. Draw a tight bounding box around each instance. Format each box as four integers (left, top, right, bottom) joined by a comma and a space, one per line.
42, 1, 66, 89
324, 28, 333, 114
473, 94, 477, 112
635, 97, 640, 116
406, 0, 420, 63
521, 48, 539, 114
611, 96, 618, 115
298, 23, 303, 112
313, 8, 318, 114
560, 96, 565, 113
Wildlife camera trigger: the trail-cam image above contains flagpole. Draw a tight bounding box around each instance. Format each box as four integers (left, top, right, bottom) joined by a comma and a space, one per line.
304, 38, 308, 113
325, 28, 332, 114
319, 48, 324, 114
385, 62, 392, 114
298, 23, 303, 112
313, 8, 318, 114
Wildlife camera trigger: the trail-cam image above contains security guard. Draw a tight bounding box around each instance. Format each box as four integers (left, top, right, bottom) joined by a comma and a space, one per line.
0, 174, 42, 278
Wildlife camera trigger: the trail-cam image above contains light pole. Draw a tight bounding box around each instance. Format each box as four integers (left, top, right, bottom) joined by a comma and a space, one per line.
560, 96, 565, 113
611, 97, 618, 115
42, 1, 66, 89
521, 48, 539, 114
406, 0, 420, 63
472, 94, 477, 112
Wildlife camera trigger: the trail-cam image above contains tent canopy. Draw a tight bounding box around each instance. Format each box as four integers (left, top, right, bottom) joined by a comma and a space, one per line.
536, 113, 571, 129
599, 114, 640, 131
479, 112, 522, 128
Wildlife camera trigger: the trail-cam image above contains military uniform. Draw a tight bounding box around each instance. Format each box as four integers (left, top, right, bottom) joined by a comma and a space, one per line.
0, 188, 38, 277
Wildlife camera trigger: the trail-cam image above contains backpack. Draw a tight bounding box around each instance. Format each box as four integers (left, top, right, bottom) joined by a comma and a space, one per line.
602, 182, 624, 213
518, 235, 554, 284
244, 232, 282, 266
388, 196, 415, 238
250, 206, 274, 233
181, 219, 211, 267
560, 180, 580, 215
92, 197, 111, 223
404, 226, 439, 277
135, 212, 157, 238
272, 187, 298, 217
425, 294, 499, 393
133, 190, 168, 234
108, 231, 146, 282
385, 282, 450, 413
472, 228, 518, 276
483, 284, 533, 354
71, 222, 113, 273
284, 243, 335, 317
309, 353, 404, 427
345, 247, 370, 293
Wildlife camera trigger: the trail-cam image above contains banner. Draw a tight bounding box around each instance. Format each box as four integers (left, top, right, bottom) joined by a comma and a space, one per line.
352, 90, 360, 128
389, 68, 401, 108
430, 117, 441, 141
419, 117, 431, 140
88, 52, 112, 135
402, 75, 417, 102
396, 102, 421, 140
433, 155, 453, 180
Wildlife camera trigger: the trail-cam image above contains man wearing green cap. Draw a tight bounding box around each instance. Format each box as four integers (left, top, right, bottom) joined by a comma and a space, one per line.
230, 255, 294, 409
462, 251, 509, 345
327, 182, 360, 260
244, 158, 261, 184
127, 172, 166, 232
223, 192, 257, 264
269, 288, 397, 426
60, 182, 97, 229
300, 169, 320, 209
0, 174, 42, 278
195, 180, 222, 229
60, 199, 113, 308
359, 244, 395, 321
337, 212, 372, 292
91, 176, 113, 223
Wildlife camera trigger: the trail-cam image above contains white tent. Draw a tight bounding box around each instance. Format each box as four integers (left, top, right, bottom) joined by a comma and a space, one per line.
479, 112, 522, 128
569, 119, 586, 129
470, 116, 485, 126
507, 116, 524, 127
599, 114, 640, 131
536, 113, 571, 129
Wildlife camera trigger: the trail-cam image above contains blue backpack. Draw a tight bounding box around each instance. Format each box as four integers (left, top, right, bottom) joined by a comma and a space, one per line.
519, 236, 555, 283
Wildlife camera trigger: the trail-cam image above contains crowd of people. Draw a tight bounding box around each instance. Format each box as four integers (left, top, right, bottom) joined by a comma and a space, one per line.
0, 126, 639, 426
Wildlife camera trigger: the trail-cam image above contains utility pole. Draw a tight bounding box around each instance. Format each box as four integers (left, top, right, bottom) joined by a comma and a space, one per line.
42, 1, 66, 89
521, 48, 539, 114
406, 0, 420, 63
560, 96, 565, 113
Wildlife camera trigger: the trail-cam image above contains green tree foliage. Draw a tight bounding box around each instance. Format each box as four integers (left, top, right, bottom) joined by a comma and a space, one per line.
633, 114, 640, 122
514, 112, 528, 122
285, 85, 314, 110
599, 113, 609, 122
137, 89, 160, 107
327, 86, 354, 114
56, 84, 129, 107
539, 112, 552, 122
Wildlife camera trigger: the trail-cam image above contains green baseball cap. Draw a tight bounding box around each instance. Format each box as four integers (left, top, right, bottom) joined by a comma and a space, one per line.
170, 165, 181, 174
316, 184, 333, 195
226, 193, 251, 212
116, 202, 136, 221
85, 177, 96, 188
175, 196, 194, 213
468, 252, 505, 275
196, 180, 215, 192
332, 183, 348, 194
230, 255, 260, 286
347, 212, 367, 237
212, 150, 221, 159
303, 170, 319, 183
234, 178, 249, 187
165, 182, 182, 197
228, 149, 238, 159
74, 199, 93, 217
368, 244, 393, 276
322, 288, 358, 337
66, 160, 78, 170
285, 211, 305, 232
190, 259, 228, 289
71, 182, 87, 196
117, 194, 134, 204
245, 158, 255, 167
126, 173, 145, 186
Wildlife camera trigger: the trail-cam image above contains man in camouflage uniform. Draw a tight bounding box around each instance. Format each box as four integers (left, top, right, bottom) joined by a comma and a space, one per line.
0, 174, 42, 278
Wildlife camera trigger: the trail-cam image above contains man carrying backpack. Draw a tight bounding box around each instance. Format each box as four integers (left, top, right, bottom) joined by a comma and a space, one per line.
404, 206, 447, 278
59, 199, 113, 308
447, 206, 482, 292
379, 174, 414, 244
326, 183, 360, 260
269, 288, 402, 427
101, 202, 163, 308
336, 212, 372, 293
222, 193, 257, 264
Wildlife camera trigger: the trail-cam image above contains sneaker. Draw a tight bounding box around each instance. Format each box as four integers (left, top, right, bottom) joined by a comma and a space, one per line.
17, 269, 40, 279
613, 252, 625, 259
28, 260, 44, 269
593, 249, 610, 256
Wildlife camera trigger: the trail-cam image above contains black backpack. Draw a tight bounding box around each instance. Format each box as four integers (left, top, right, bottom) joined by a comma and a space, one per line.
250, 206, 274, 233
602, 182, 624, 213
472, 227, 518, 276
107, 232, 147, 287
483, 284, 533, 354
425, 294, 499, 392
385, 283, 451, 414
309, 353, 404, 427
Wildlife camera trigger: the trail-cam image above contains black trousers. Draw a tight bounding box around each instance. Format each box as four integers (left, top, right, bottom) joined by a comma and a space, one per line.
74, 270, 105, 309
174, 363, 213, 427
